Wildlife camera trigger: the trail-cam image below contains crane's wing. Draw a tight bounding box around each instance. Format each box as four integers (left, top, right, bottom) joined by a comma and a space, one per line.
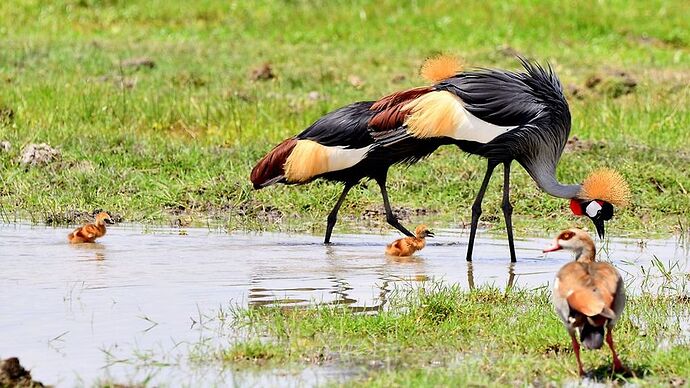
369, 59, 566, 149
436, 71, 547, 127
251, 102, 377, 187
367, 86, 519, 148
296, 101, 376, 149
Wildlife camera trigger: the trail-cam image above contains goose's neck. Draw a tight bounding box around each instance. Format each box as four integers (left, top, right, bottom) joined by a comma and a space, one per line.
574, 245, 596, 263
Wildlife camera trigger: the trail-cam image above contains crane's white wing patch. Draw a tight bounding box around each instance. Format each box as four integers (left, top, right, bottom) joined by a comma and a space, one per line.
403, 91, 516, 144
284, 140, 371, 182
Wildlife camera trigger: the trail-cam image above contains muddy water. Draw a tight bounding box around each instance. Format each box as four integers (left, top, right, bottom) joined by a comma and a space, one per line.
0, 224, 688, 386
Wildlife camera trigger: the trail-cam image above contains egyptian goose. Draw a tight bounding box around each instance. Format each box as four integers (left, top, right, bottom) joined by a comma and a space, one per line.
385, 224, 434, 257
544, 228, 626, 376
68, 212, 114, 243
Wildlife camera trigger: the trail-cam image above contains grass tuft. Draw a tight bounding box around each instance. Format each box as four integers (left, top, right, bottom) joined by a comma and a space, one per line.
220, 282, 690, 386
0, 1, 688, 236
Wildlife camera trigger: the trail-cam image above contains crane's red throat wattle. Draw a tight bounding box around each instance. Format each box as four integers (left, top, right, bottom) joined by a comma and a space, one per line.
570, 198, 584, 216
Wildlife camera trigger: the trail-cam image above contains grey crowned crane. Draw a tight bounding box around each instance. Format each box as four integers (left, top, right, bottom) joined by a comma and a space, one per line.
250, 56, 630, 261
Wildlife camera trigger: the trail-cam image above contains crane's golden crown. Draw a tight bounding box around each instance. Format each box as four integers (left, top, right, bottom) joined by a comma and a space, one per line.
420, 55, 463, 83
579, 168, 631, 207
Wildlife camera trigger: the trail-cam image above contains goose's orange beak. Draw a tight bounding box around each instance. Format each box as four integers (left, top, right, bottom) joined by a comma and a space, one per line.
543, 243, 562, 253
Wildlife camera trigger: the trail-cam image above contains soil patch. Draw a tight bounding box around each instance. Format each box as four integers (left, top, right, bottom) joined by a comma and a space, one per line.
564, 136, 606, 153
250, 63, 275, 81
0, 106, 14, 124
0, 357, 46, 387
361, 206, 436, 222
20, 143, 60, 166
44, 209, 123, 225
120, 57, 156, 70
585, 69, 637, 98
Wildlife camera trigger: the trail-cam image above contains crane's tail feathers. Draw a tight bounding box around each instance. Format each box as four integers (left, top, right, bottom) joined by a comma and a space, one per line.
580, 321, 605, 350
250, 138, 297, 189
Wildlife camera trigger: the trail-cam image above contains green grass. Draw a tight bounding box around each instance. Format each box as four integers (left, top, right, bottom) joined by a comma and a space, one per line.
1, 0, 689, 237
222, 282, 690, 387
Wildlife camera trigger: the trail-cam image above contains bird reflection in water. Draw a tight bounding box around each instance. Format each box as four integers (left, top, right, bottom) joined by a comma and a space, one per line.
467, 262, 516, 290
247, 245, 429, 313
70, 242, 106, 261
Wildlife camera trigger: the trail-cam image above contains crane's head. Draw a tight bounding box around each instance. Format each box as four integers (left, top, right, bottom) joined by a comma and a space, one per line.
569, 169, 630, 239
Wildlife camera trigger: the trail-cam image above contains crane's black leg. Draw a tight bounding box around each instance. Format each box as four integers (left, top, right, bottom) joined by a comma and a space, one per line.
502, 161, 517, 262
324, 183, 354, 244
466, 160, 498, 262
375, 176, 414, 237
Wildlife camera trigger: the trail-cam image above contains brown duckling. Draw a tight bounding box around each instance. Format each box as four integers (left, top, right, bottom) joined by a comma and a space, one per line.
386, 224, 434, 256
68, 212, 114, 243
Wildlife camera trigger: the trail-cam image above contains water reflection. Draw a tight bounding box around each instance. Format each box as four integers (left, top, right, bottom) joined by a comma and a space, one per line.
246, 247, 434, 313
506, 262, 516, 290
467, 262, 516, 290
70, 242, 107, 261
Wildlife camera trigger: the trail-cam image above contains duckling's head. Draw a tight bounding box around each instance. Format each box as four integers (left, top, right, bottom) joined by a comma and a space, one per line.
414, 224, 434, 239
543, 228, 595, 257
95, 212, 114, 225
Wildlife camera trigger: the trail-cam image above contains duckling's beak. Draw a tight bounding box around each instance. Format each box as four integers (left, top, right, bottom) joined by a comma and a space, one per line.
425, 231, 435, 238
104, 218, 115, 225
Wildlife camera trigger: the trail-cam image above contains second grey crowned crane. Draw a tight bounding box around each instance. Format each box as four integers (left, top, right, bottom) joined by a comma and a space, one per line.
369, 56, 630, 262
251, 56, 630, 261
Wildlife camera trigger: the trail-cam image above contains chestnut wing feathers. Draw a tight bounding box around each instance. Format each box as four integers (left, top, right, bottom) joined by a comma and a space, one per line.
556, 262, 622, 318
368, 87, 434, 133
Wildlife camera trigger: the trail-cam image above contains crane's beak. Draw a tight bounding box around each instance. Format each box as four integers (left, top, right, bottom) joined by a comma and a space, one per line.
592, 218, 605, 239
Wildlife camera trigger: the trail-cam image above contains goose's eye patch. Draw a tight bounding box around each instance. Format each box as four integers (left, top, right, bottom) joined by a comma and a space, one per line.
559, 231, 574, 240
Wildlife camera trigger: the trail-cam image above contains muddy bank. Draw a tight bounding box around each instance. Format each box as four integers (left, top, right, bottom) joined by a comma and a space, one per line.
0, 357, 46, 387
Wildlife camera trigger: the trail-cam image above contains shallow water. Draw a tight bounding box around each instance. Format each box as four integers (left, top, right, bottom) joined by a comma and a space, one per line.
1, 224, 688, 386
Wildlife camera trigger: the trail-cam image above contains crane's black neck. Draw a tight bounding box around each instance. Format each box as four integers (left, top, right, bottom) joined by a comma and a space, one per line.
520, 156, 581, 199
517, 118, 581, 199
532, 167, 581, 198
